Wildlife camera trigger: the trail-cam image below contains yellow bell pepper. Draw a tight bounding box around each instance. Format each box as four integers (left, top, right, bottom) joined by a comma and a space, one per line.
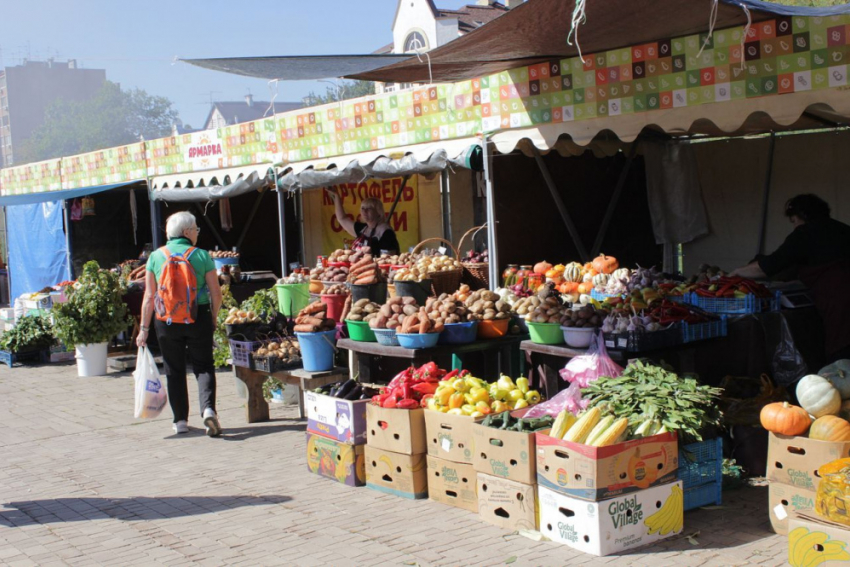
447, 408, 464, 416
515, 377, 530, 395
467, 386, 490, 405
449, 392, 465, 410
475, 401, 492, 415
525, 390, 541, 404
461, 404, 477, 416
514, 399, 529, 409
508, 389, 525, 403
497, 375, 515, 391
451, 378, 470, 393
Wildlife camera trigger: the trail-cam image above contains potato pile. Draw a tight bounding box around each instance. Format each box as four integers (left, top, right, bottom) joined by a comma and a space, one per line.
521, 296, 567, 324
314, 265, 349, 283
370, 296, 419, 330
389, 266, 428, 282
224, 308, 261, 325
322, 284, 349, 295
462, 289, 511, 320
294, 301, 337, 333
425, 294, 474, 324
560, 305, 603, 328
329, 246, 372, 264
399, 307, 444, 334
255, 340, 301, 365
345, 299, 381, 324
278, 273, 309, 284
210, 250, 239, 259
347, 254, 384, 285
378, 252, 417, 266
416, 254, 462, 274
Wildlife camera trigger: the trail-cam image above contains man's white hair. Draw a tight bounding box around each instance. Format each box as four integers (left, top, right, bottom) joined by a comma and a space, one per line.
165, 211, 198, 239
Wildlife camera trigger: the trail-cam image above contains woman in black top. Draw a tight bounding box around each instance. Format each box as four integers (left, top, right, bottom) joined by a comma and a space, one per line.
731, 194, 850, 361
328, 190, 400, 254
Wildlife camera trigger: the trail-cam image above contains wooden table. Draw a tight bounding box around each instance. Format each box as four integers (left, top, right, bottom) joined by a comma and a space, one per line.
233, 365, 349, 422
338, 335, 527, 382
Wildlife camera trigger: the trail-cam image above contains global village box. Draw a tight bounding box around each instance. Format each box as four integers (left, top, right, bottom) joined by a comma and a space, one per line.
365, 445, 428, 499
767, 432, 850, 490
426, 455, 478, 512
305, 432, 365, 487
305, 391, 369, 445
539, 481, 684, 556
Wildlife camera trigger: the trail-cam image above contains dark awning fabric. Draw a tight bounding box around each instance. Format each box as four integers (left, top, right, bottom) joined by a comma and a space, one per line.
181, 54, 413, 81
150, 165, 274, 202
0, 181, 141, 207
730, 0, 850, 17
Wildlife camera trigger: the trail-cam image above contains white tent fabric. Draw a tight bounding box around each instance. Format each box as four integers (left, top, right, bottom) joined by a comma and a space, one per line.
150, 164, 274, 202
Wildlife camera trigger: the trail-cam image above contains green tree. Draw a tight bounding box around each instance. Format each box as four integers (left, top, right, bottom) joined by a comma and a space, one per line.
20, 81, 179, 163
302, 80, 376, 107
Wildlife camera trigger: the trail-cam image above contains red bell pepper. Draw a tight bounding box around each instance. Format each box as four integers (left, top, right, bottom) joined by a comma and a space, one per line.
397, 398, 419, 410
411, 382, 438, 395
420, 394, 434, 408
382, 396, 398, 408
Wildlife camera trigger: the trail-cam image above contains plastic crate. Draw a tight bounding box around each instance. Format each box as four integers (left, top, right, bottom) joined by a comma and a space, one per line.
682, 315, 728, 343
253, 355, 301, 374
0, 349, 49, 368
683, 481, 722, 511
228, 339, 261, 369
603, 323, 683, 352
678, 437, 723, 489
590, 289, 620, 301
686, 290, 781, 315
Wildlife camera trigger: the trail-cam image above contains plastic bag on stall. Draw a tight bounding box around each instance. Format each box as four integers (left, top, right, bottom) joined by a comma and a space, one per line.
772, 316, 808, 387
133, 347, 167, 419
525, 332, 623, 419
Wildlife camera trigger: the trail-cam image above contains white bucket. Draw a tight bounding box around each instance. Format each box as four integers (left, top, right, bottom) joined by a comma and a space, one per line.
75, 342, 109, 377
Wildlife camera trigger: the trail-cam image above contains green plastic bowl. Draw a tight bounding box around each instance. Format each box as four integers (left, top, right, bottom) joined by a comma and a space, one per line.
527, 322, 565, 345
346, 320, 377, 342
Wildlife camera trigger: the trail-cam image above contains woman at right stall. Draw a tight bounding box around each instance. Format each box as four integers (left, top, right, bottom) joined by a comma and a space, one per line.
328, 189, 400, 255
730, 194, 850, 362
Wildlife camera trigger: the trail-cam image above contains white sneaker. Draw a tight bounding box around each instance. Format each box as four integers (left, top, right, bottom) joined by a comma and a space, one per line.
173, 421, 189, 434
203, 408, 222, 437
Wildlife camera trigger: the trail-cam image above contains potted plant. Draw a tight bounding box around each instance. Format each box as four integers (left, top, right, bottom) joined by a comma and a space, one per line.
53, 261, 131, 377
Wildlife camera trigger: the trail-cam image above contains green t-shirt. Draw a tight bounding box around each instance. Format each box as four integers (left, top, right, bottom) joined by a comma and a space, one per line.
146, 237, 216, 305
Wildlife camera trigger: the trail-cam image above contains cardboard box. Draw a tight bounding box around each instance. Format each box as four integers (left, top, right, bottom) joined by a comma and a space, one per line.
536, 430, 678, 501
477, 473, 538, 531
539, 481, 684, 556
425, 409, 483, 464
22, 295, 52, 310
305, 391, 369, 445
305, 432, 365, 487
788, 512, 850, 567
0, 308, 15, 321
426, 455, 478, 512
471, 414, 538, 484
769, 482, 817, 536
768, 433, 850, 491
366, 404, 426, 455
365, 445, 428, 499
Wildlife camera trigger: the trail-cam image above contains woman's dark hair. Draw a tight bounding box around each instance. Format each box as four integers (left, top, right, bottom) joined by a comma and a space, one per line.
785, 194, 831, 222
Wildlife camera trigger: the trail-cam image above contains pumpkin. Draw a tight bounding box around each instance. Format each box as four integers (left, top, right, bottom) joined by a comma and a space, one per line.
797, 374, 842, 418
759, 401, 812, 436
559, 281, 579, 293
810, 415, 850, 441
819, 360, 850, 400
592, 254, 619, 275
564, 262, 583, 283
552, 264, 566, 273
592, 273, 610, 288
545, 268, 563, 281
582, 272, 594, 283
612, 267, 630, 281
533, 261, 553, 275
577, 282, 593, 295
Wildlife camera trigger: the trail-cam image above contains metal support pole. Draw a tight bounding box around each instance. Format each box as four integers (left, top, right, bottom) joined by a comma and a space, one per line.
193, 203, 228, 250
482, 140, 499, 290
591, 140, 639, 258
236, 189, 266, 249
297, 189, 307, 266
277, 188, 288, 277
62, 200, 74, 281
386, 174, 410, 222
440, 169, 453, 242
149, 191, 164, 249
757, 132, 776, 257
530, 146, 589, 262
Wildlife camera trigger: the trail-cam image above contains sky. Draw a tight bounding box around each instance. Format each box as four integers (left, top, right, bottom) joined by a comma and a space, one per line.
0, 0, 474, 128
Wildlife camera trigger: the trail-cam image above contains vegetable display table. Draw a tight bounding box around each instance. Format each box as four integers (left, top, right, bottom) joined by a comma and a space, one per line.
233, 365, 348, 422
338, 335, 526, 382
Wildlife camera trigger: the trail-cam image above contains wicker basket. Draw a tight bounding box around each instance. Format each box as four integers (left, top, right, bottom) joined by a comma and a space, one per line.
413, 237, 463, 296
457, 224, 489, 290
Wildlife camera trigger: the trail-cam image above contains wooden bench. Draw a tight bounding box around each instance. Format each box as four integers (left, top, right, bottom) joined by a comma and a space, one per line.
233, 365, 349, 422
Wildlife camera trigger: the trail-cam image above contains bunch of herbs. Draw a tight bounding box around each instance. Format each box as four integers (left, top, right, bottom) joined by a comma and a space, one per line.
0, 314, 55, 353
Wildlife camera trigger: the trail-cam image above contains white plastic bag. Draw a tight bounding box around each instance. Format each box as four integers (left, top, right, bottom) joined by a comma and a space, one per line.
134, 347, 167, 419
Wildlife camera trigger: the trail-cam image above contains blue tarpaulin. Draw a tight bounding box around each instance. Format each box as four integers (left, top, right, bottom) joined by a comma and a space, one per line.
7, 201, 69, 301
0, 182, 133, 207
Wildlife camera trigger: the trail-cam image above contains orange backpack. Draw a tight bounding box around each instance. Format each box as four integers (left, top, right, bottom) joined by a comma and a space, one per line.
154, 246, 199, 324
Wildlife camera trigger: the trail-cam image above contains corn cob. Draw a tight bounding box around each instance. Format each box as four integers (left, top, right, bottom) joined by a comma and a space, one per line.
550, 411, 577, 439
584, 415, 615, 446
563, 407, 601, 443
591, 417, 630, 447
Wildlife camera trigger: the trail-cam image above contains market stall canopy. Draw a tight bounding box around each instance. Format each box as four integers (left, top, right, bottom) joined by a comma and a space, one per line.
0, 181, 142, 207
276, 138, 481, 191
181, 54, 413, 82
150, 164, 274, 202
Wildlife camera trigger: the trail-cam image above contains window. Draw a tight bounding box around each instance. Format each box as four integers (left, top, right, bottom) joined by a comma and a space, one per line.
404, 31, 428, 53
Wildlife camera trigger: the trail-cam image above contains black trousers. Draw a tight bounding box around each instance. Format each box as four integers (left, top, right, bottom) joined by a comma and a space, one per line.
155, 305, 216, 423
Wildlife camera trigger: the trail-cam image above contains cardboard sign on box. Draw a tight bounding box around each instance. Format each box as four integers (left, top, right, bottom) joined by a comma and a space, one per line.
539, 481, 684, 556
426, 455, 478, 512
366, 404, 426, 455
305, 391, 369, 445
788, 512, 850, 567
365, 445, 428, 499
305, 432, 366, 487
769, 482, 817, 536
425, 409, 483, 464
536, 430, 678, 501
471, 413, 537, 484
477, 473, 538, 532
768, 433, 850, 491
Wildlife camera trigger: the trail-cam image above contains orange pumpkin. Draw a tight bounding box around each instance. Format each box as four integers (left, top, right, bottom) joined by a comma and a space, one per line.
534, 261, 553, 275
552, 264, 566, 273
810, 415, 850, 442
592, 254, 619, 275
545, 268, 562, 279
577, 282, 593, 295
759, 401, 812, 436
559, 281, 579, 293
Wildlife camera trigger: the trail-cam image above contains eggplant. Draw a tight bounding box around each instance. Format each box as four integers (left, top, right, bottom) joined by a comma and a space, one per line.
344, 384, 363, 400
335, 379, 356, 399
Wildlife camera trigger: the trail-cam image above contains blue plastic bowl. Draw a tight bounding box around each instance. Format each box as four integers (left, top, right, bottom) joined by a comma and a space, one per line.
396, 332, 441, 349
438, 321, 479, 345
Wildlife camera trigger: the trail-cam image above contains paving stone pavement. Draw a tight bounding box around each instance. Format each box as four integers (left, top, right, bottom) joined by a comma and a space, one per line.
0, 360, 787, 567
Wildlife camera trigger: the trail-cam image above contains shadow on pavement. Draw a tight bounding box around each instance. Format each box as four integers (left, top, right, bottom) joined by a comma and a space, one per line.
0, 495, 292, 527
218, 420, 306, 442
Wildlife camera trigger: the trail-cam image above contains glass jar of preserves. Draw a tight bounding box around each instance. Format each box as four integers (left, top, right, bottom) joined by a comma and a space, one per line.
502, 264, 519, 287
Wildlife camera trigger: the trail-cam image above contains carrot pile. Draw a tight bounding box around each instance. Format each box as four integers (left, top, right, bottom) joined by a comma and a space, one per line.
347, 254, 385, 286
293, 301, 337, 333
